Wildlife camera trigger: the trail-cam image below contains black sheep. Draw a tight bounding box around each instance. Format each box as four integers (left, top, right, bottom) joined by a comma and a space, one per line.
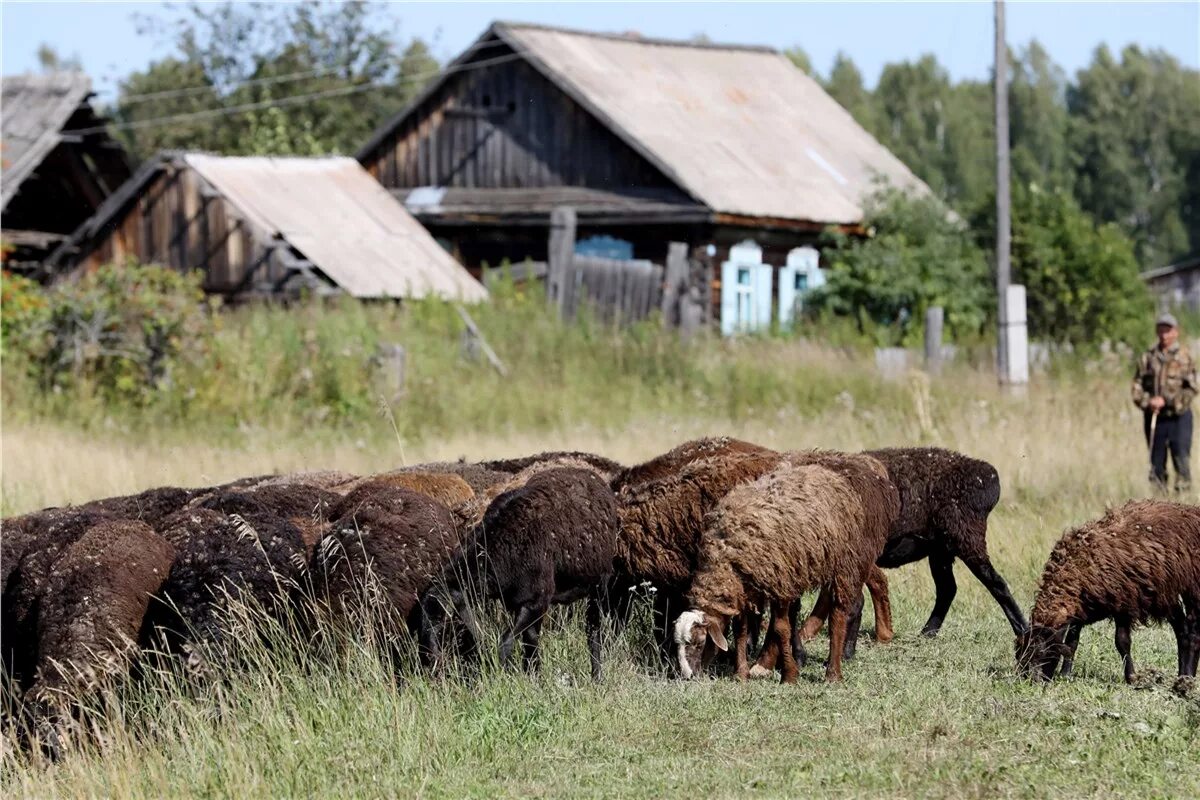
310, 483, 462, 665
480, 451, 625, 482
427, 467, 620, 681
143, 507, 309, 659
800, 447, 1025, 640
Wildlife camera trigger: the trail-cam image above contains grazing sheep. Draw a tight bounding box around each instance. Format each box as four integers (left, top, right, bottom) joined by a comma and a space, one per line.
252, 470, 358, 491
800, 446, 1025, 640
81, 486, 205, 528
1016, 500, 1200, 683
332, 471, 475, 510
676, 454, 900, 683
613, 449, 785, 655
480, 451, 624, 482
143, 507, 309, 658
30, 520, 174, 708
2, 507, 117, 688
197, 484, 339, 557
394, 460, 510, 495
426, 467, 620, 681
611, 436, 772, 491
310, 483, 461, 664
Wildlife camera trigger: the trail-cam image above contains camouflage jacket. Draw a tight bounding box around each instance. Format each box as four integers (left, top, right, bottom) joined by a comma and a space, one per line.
1131, 342, 1198, 415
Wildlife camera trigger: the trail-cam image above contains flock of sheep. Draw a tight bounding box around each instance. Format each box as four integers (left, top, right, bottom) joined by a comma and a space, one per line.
3, 437, 1199, 751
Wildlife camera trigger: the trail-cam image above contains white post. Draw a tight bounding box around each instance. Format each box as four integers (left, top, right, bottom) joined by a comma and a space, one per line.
1005, 284, 1029, 384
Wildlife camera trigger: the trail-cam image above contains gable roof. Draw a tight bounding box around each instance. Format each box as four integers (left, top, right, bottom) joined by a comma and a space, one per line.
50, 153, 487, 302
358, 22, 930, 226
1, 72, 95, 208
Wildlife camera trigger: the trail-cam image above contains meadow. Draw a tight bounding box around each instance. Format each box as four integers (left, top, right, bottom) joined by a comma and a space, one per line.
2, 300, 1198, 798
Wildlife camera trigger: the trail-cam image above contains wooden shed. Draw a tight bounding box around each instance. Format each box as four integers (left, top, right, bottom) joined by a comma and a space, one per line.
357, 21, 931, 273
1, 72, 132, 271
46, 152, 486, 302
1144, 254, 1200, 314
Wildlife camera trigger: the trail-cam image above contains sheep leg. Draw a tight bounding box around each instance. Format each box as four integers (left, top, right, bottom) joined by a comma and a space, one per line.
826, 602, 849, 683
586, 594, 604, 683
1114, 616, 1135, 684
799, 587, 832, 641
841, 592, 865, 660
652, 590, 681, 668
865, 566, 893, 643
501, 603, 543, 672
519, 605, 549, 675
960, 552, 1028, 636
751, 606, 781, 676
772, 600, 800, 684
788, 599, 807, 668
1059, 622, 1083, 677
921, 551, 957, 636
732, 612, 752, 681
1169, 606, 1190, 678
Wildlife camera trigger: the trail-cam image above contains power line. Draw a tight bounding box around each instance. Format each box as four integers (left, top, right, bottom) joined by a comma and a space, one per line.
93, 36, 512, 106
65, 50, 525, 137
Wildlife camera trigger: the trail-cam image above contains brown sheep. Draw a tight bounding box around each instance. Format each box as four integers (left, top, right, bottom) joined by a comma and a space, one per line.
393, 460, 511, 495
1016, 500, 1200, 683
310, 483, 461, 666
801, 447, 1024, 641
197, 483, 339, 557
425, 467, 620, 681
611, 436, 772, 491
30, 519, 174, 709
480, 451, 625, 482
332, 471, 475, 510
676, 454, 900, 683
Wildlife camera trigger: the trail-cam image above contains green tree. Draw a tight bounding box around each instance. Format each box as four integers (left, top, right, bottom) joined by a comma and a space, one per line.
1009, 41, 1070, 192
111, 1, 440, 159
1068, 45, 1196, 267
807, 188, 993, 345
823, 52, 879, 134
785, 46, 815, 77
1009, 185, 1151, 347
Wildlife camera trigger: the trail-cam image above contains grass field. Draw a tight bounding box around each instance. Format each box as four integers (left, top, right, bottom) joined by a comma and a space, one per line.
2, 347, 1199, 798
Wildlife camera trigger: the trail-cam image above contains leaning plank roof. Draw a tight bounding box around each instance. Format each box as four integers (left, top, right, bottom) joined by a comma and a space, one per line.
183, 154, 486, 301
359, 22, 930, 226
1, 72, 94, 207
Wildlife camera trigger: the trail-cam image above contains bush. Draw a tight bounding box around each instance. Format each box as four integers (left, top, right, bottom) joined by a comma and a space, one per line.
805, 187, 993, 346
1010, 185, 1152, 348
6, 262, 214, 403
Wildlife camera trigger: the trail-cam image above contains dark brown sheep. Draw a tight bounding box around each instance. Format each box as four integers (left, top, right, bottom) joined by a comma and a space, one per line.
81, 486, 206, 528
332, 471, 475, 510
801, 446, 1025, 640
611, 436, 772, 492
480, 451, 624, 482
197, 483, 338, 557
1016, 500, 1200, 683
143, 507, 309, 658
2, 507, 116, 688
310, 484, 462, 660
677, 454, 900, 683
427, 467, 620, 681
31, 519, 174, 707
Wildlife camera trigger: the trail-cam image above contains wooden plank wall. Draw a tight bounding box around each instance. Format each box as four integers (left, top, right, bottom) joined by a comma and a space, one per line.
566, 256, 664, 325
72, 162, 274, 295
363, 43, 676, 193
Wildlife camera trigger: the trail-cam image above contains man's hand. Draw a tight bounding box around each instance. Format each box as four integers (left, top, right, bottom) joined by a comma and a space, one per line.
1150, 396, 1167, 412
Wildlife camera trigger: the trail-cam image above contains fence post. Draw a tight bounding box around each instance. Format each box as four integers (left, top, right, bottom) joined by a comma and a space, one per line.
547, 206, 577, 316
386, 344, 407, 400
924, 306, 944, 374
661, 241, 689, 328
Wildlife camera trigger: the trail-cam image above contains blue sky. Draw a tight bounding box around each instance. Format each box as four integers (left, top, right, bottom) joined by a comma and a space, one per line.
3, 1, 1197, 101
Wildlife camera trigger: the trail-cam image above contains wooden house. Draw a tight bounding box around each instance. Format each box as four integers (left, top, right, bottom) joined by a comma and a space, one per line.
1144, 254, 1200, 314
1, 72, 132, 271
45, 152, 486, 302
357, 22, 931, 275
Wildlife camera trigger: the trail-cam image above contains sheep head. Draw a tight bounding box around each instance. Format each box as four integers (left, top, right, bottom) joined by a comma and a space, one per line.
673, 609, 728, 679
1015, 624, 1068, 681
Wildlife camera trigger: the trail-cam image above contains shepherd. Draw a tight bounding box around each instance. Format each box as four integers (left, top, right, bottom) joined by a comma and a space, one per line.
1131, 312, 1197, 493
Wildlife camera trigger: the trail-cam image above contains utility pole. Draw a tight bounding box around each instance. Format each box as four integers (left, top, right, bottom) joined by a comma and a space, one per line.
995, 0, 1011, 382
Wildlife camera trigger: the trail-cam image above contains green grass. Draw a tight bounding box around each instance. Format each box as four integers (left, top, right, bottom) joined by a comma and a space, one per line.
3, 299, 1200, 797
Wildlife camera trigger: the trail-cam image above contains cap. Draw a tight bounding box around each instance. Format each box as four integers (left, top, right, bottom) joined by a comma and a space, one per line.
1157, 312, 1179, 328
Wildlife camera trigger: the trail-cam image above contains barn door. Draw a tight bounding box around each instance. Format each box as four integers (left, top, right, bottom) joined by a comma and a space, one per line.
720, 240, 772, 336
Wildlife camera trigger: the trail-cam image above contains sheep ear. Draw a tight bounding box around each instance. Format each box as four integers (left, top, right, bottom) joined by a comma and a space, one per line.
707, 619, 728, 651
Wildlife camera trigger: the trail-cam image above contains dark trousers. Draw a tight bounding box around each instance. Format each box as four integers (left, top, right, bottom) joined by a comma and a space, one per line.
1144, 409, 1192, 491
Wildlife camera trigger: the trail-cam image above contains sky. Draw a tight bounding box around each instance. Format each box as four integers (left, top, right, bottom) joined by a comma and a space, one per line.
2, 0, 1197, 101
